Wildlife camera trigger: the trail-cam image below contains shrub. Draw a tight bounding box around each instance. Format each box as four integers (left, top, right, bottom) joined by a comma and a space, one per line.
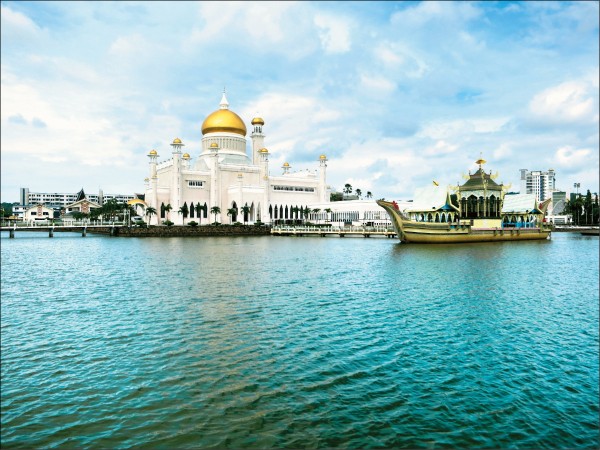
188, 221, 198, 227
163, 220, 174, 227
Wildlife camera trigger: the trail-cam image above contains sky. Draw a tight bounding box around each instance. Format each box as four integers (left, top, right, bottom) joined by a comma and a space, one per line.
1, 1, 598, 203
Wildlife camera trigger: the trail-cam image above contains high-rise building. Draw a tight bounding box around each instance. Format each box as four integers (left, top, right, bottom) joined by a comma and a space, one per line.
551, 191, 567, 215
519, 169, 555, 201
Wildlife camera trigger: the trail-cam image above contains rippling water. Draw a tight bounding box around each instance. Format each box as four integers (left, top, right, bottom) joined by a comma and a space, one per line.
1, 232, 598, 448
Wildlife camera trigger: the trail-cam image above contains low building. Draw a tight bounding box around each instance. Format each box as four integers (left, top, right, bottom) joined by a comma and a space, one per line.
24, 204, 55, 221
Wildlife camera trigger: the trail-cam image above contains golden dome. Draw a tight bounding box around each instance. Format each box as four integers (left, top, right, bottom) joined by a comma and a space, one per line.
259, 147, 269, 153
283, 162, 290, 167
182, 153, 190, 159
148, 149, 158, 156
210, 142, 219, 148
319, 154, 327, 160
202, 109, 247, 136
251, 117, 264, 126
172, 138, 182, 144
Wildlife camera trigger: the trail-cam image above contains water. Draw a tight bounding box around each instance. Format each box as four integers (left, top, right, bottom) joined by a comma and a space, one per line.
1, 232, 598, 449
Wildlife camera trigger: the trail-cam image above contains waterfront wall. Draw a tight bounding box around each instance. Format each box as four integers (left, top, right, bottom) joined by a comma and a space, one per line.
109, 225, 271, 237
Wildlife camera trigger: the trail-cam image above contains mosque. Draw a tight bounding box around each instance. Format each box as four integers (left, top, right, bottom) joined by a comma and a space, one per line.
144, 92, 330, 225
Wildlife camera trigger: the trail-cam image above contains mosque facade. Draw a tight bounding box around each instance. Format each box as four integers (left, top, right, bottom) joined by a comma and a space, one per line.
144, 93, 329, 225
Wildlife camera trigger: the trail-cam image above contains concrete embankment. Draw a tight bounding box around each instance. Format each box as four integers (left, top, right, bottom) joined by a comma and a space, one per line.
96, 225, 271, 237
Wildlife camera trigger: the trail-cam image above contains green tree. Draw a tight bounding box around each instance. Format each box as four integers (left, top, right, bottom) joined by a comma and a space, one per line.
343, 183, 353, 196
584, 190, 592, 225
1, 202, 14, 217
146, 206, 157, 225
179, 203, 189, 224
355, 188, 362, 199
312, 208, 321, 224
102, 198, 120, 221
240, 204, 251, 225
164, 203, 172, 222
330, 192, 343, 202
366, 191, 373, 199
195, 203, 204, 225
210, 206, 221, 224
303, 207, 312, 224
291, 206, 299, 224
325, 208, 332, 222
227, 207, 238, 224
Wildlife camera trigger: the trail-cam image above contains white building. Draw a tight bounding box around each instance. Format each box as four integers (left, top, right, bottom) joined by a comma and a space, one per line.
519, 168, 556, 202
23, 204, 55, 221
19, 187, 135, 208
145, 92, 330, 226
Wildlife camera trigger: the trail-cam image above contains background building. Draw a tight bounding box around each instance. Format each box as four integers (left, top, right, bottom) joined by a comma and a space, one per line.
19, 187, 135, 208
519, 168, 555, 201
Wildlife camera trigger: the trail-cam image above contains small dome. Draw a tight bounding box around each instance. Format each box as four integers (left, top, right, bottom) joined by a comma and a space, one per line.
148, 149, 158, 156
182, 153, 190, 159
251, 117, 264, 126
144, 177, 149, 181
283, 162, 290, 167
210, 142, 219, 148
172, 138, 182, 144
259, 147, 269, 153
319, 154, 327, 160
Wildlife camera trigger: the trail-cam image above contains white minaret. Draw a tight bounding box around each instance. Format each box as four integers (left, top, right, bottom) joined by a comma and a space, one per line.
170, 138, 184, 224
209, 142, 220, 223
148, 149, 159, 225
259, 147, 270, 223
251, 116, 265, 165
319, 154, 328, 203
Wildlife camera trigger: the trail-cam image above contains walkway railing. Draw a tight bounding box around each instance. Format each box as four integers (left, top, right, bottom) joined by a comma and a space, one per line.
1, 219, 125, 228
271, 225, 396, 237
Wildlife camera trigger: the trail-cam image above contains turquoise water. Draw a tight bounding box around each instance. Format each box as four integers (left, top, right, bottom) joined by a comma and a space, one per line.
1, 232, 598, 449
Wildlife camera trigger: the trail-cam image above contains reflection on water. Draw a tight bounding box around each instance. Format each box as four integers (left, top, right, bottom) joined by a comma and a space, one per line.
1, 232, 598, 448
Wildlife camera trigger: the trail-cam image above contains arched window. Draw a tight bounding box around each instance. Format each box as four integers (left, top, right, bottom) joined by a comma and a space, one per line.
269, 204, 273, 219
203, 202, 208, 219
441, 213, 446, 223
161, 203, 165, 218
427, 213, 433, 222
189, 202, 194, 218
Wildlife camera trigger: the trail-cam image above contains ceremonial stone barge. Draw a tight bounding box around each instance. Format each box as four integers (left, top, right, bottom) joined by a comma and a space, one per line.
377, 159, 552, 244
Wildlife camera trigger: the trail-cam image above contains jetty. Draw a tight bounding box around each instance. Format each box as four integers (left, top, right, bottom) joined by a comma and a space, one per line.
271, 225, 396, 238
1, 221, 120, 238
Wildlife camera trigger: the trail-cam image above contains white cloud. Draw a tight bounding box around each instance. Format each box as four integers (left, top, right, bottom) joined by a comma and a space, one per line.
554, 145, 593, 169
359, 74, 396, 94
0, 4, 44, 39
314, 13, 352, 54
529, 79, 598, 124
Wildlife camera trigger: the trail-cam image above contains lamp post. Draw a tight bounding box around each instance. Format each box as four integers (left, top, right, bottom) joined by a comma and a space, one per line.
573, 183, 581, 225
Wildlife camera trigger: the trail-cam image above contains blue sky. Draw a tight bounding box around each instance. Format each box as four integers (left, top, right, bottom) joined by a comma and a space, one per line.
1, 1, 598, 202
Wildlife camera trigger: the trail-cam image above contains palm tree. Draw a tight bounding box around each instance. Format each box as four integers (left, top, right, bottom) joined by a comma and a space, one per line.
313, 208, 321, 224
227, 207, 237, 224
343, 183, 353, 197
291, 206, 299, 224
146, 206, 157, 225
366, 191, 373, 199
210, 206, 221, 224
325, 208, 332, 223
303, 207, 312, 224
178, 203, 189, 224
164, 203, 172, 222
195, 203, 203, 225
356, 188, 362, 199
240, 205, 251, 225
